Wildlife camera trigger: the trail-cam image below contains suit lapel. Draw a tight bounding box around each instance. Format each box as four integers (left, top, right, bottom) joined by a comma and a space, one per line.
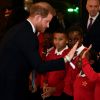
91, 14, 100, 29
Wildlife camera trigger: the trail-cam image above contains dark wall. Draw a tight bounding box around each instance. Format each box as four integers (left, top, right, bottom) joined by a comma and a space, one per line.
0, 0, 24, 9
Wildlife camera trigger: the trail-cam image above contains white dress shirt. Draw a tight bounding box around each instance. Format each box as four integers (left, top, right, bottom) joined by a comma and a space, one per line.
87, 12, 99, 28
27, 19, 36, 33
73, 45, 86, 59
55, 45, 68, 55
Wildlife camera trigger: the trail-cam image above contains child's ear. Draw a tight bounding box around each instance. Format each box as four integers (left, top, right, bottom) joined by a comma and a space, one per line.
89, 60, 94, 65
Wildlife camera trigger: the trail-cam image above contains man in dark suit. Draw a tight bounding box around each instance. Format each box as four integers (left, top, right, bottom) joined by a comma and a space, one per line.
82, 0, 100, 53
0, 2, 78, 100
81, 0, 100, 72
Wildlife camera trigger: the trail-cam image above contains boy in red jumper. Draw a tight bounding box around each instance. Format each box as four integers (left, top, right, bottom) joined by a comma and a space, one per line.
81, 45, 100, 100
63, 26, 87, 100
41, 27, 69, 100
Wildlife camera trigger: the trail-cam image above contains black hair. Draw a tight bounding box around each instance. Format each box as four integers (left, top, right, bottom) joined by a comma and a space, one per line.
54, 25, 66, 35
88, 49, 97, 62
88, 48, 99, 72
67, 25, 83, 37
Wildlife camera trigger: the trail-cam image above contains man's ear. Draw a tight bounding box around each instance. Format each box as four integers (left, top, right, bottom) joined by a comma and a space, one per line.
86, 4, 88, 10
35, 15, 42, 22
99, 6, 100, 11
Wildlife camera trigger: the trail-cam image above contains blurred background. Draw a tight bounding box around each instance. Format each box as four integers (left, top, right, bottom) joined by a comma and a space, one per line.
0, 0, 88, 38
0, 0, 87, 24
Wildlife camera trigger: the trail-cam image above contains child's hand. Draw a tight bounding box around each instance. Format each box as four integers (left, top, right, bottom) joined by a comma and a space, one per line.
82, 44, 92, 59
41, 86, 56, 99
64, 41, 79, 63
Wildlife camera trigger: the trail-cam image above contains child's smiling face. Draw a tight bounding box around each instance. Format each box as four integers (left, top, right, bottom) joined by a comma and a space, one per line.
68, 31, 83, 49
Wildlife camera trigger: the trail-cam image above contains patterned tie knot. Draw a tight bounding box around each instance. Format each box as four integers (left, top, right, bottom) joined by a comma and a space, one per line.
90, 17, 93, 23
87, 17, 93, 30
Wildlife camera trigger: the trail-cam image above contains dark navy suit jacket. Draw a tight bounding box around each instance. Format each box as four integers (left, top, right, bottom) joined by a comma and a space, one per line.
0, 20, 65, 100
82, 13, 100, 52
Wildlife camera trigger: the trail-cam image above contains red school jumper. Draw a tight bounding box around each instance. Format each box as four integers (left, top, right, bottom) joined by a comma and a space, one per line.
64, 46, 87, 96
43, 47, 69, 96
64, 55, 81, 96
74, 71, 95, 100
82, 58, 100, 100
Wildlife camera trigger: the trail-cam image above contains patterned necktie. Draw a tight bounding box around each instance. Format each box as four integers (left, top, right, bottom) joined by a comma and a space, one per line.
87, 18, 93, 30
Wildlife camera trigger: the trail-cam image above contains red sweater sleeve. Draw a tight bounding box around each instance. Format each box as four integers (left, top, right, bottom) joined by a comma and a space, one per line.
82, 58, 100, 82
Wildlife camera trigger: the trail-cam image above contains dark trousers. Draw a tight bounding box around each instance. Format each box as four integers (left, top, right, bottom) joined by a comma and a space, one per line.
44, 93, 65, 100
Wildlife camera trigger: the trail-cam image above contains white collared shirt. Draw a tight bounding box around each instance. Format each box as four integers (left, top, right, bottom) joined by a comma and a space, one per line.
55, 45, 68, 55
27, 19, 36, 33
73, 45, 85, 59
87, 12, 99, 28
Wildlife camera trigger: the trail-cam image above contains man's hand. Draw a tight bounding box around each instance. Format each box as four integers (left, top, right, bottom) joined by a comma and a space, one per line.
32, 83, 37, 93
28, 72, 37, 93
64, 41, 79, 63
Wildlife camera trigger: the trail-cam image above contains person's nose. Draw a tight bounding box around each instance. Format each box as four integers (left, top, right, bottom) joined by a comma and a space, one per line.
91, 7, 95, 11
55, 40, 59, 45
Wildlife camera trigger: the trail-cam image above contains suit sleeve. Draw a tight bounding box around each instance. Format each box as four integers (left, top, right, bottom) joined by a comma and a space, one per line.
82, 58, 100, 81
16, 29, 65, 73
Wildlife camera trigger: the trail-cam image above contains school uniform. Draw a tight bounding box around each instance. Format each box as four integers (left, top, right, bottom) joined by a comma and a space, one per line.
44, 45, 69, 96
74, 71, 95, 100
34, 33, 53, 88
35, 47, 55, 89
82, 58, 100, 100
64, 45, 87, 98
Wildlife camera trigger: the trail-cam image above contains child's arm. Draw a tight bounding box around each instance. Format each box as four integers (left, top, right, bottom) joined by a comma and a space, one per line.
82, 44, 100, 81
82, 58, 99, 82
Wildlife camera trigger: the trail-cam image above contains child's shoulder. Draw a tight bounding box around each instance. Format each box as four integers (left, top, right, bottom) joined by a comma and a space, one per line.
46, 47, 55, 56
62, 48, 70, 56
47, 47, 55, 53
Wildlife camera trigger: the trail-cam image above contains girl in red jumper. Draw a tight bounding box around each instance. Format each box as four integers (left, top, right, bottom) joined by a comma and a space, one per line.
74, 46, 97, 100
81, 45, 100, 100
